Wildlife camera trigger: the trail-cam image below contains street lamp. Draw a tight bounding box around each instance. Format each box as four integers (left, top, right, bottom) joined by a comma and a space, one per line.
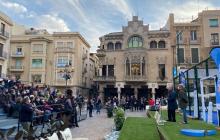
172, 31, 183, 88
176, 31, 182, 70
59, 64, 74, 92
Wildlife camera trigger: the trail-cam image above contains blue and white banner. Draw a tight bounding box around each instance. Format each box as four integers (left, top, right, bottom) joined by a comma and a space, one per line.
210, 48, 220, 110
179, 71, 186, 87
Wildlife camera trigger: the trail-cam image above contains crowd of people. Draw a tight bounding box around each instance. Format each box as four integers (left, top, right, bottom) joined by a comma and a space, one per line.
0, 76, 189, 134
0, 78, 86, 133
104, 96, 149, 112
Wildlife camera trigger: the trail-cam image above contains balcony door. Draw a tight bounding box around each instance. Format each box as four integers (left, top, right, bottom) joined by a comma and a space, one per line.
0, 65, 2, 77
0, 43, 3, 57
15, 60, 22, 68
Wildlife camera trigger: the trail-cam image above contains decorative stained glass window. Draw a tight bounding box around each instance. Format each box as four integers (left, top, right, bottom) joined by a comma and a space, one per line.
128, 36, 143, 48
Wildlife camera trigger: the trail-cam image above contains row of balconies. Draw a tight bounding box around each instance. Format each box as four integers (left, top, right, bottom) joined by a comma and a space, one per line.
178, 57, 204, 65
174, 37, 202, 45
55, 47, 74, 53
93, 75, 148, 82
9, 47, 75, 58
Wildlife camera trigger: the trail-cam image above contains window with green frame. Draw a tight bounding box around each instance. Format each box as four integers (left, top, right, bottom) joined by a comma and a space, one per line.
128, 36, 143, 48
209, 19, 218, 27
32, 59, 43, 68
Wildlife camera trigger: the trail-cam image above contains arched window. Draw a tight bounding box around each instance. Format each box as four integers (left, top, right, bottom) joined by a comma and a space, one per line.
107, 42, 114, 50
158, 40, 166, 48
128, 36, 143, 48
126, 58, 130, 75
115, 42, 122, 50
150, 41, 157, 48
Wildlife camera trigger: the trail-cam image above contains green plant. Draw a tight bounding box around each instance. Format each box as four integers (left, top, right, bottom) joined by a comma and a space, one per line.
106, 105, 113, 118
114, 108, 125, 131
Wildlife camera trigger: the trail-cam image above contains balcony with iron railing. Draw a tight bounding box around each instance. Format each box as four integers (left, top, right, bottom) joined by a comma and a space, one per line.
175, 38, 188, 45
96, 49, 106, 57
177, 57, 204, 68
93, 76, 116, 82
124, 75, 147, 82
189, 37, 201, 45
11, 52, 25, 58
210, 39, 219, 46
0, 52, 7, 60
0, 30, 9, 39
55, 47, 74, 53
10, 66, 24, 72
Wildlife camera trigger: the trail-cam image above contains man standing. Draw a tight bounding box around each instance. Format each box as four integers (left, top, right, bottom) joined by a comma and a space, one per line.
178, 84, 188, 124
167, 85, 177, 122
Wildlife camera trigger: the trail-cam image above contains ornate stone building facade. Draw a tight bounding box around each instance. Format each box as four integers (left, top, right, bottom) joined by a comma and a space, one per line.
95, 16, 172, 101
95, 10, 220, 101
8, 25, 92, 95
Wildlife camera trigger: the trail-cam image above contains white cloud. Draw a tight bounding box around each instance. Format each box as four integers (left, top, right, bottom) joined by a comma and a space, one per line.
149, 1, 217, 30
107, 0, 134, 19
48, 0, 121, 52
65, 0, 89, 23
1, 1, 27, 13
36, 14, 70, 32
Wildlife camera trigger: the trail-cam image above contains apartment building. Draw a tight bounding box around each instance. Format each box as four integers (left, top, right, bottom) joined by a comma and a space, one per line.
88, 53, 99, 96
95, 10, 220, 101
9, 26, 91, 95
0, 11, 13, 78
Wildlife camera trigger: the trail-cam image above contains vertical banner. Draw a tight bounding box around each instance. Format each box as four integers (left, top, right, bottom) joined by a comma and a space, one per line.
217, 65, 220, 109
210, 47, 220, 126
193, 81, 198, 118
179, 71, 186, 86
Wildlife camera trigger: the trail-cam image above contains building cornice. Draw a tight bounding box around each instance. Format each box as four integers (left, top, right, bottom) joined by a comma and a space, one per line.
53, 32, 91, 48
0, 11, 13, 26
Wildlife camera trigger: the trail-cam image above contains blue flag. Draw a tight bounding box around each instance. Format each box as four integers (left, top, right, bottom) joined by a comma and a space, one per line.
210, 47, 220, 111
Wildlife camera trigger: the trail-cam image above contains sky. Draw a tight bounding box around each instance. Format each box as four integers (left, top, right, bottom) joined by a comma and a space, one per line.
0, 0, 220, 52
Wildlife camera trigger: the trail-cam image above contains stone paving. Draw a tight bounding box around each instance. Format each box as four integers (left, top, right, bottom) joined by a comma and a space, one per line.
71, 110, 146, 140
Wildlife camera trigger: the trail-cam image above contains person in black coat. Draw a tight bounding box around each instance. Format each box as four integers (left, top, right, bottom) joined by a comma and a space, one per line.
87, 99, 93, 117
20, 96, 34, 135
167, 85, 177, 122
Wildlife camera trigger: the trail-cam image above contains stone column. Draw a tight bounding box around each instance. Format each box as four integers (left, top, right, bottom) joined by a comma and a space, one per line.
106, 65, 108, 76
117, 88, 121, 104
140, 61, 142, 76
99, 67, 102, 76
130, 62, 131, 76
152, 88, 156, 101
134, 87, 138, 98
99, 86, 104, 102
